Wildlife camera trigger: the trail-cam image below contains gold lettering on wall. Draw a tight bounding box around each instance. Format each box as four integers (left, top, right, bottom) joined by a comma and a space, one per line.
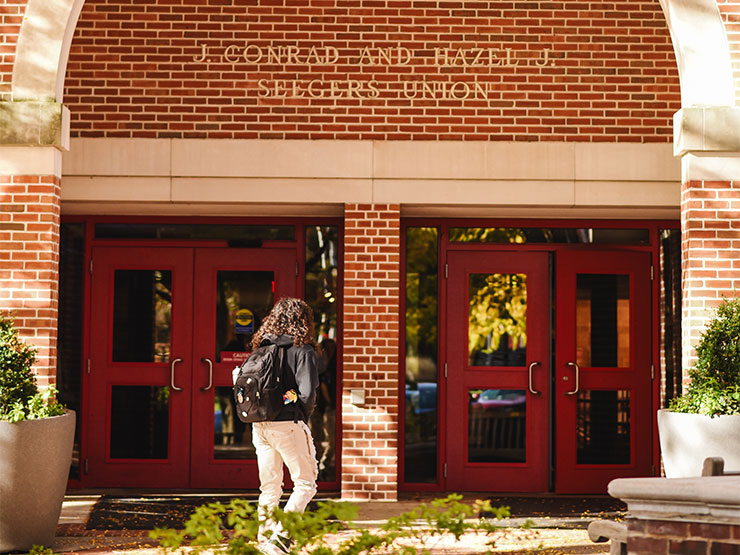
191, 42, 554, 68
191, 42, 556, 100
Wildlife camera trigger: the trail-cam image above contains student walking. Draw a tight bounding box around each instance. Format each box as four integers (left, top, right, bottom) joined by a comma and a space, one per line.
234, 297, 320, 555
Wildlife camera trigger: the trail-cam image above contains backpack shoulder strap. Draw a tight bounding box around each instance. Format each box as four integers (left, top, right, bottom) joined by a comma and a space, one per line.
277, 343, 297, 388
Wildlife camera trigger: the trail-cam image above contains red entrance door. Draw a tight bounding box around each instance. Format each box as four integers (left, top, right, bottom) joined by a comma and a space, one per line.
190, 248, 296, 488
554, 250, 653, 493
445, 251, 550, 492
86, 246, 296, 488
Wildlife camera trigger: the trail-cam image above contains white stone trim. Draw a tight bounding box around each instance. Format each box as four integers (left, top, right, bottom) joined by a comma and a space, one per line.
674, 106, 740, 157
401, 205, 680, 219
682, 152, 740, 182
658, 0, 735, 107
0, 146, 63, 177
62, 138, 680, 217
12, 0, 85, 102
60, 201, 342, 217
609, 475, 740, 524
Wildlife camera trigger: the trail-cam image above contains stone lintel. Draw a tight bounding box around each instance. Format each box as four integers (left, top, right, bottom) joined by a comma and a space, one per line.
674, 106, 740, 157
609, 475, 740, 524
0, 101, 70, 150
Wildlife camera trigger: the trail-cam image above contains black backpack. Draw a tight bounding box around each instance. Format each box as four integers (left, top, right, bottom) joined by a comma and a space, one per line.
233, 343, 294, 423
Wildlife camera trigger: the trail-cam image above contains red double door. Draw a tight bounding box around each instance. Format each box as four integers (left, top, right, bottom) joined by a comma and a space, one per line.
86, 247, 297, 488
445, 250, 653, 493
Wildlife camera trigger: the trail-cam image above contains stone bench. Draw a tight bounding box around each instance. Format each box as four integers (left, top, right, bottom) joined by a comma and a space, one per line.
588, 457, 740, 555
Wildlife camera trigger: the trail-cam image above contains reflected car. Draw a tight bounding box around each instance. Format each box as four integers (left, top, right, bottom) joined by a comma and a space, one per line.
473, 389, 526, 409
405, 382, 437, 414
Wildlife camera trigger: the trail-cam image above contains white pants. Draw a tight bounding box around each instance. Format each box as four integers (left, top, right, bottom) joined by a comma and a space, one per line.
252, 420, 318, 539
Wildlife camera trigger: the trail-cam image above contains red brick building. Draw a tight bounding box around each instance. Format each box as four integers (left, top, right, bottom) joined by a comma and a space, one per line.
0, 0, 738, 499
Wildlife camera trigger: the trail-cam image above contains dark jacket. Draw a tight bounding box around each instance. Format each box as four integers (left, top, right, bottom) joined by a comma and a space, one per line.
263, 334, 319, 423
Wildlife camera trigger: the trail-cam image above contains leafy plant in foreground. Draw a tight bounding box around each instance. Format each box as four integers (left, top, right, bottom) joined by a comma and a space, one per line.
0, 312, 65, 422
670, 296, 740, 417
150, 494, 528, 555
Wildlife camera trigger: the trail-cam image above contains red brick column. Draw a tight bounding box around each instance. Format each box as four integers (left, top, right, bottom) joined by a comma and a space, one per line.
0, 174, 61, 387
681, 180, 740, 373
341, 203, 401, 500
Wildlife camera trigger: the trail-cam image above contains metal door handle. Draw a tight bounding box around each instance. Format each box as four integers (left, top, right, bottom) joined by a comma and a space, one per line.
528, 361, 541, 395
565, 361, 580, 395
170, 358, 183, 391
200, 358, 213, 391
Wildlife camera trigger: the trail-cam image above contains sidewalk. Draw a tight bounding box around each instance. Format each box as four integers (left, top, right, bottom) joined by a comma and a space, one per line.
52, 492, 621, 554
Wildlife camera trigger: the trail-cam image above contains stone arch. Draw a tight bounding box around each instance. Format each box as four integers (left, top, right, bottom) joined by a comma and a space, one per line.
659, 0, 735, 107
11, 0, 85, 101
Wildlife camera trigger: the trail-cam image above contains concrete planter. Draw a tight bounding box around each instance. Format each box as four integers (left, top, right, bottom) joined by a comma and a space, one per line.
657, 408, 740, 478
0, 410, 75, 552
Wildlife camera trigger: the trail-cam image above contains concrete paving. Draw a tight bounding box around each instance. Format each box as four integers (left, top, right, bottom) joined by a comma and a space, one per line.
51, 492, 619, 554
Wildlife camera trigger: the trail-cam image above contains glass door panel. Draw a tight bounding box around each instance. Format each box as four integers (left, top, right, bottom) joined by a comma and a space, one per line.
576, 274, 630, 368
112, 270, 173, 363
190, 248, 297, 489
213, 270, 275, 462
555, 251, 653, 493
468, 273, 528, 367
576, 390, 631, 465
446, 251, 549, 492
87, 247, 194, 488
468, 388, 527, 463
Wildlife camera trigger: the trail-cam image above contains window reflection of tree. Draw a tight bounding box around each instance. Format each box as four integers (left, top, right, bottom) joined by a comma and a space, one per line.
468, 273, 527, 367
153, 271, 172, 363
449, 227, 527, 244
405, 227, 438, 384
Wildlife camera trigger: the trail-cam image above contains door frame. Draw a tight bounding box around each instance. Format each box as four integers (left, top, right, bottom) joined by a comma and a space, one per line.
444, 250, 551, 492
553, 249, 654, 493
68, 216, 343, 490
86, 247, 195, 488
190, 247, 298, 489
399, 219, 677, 493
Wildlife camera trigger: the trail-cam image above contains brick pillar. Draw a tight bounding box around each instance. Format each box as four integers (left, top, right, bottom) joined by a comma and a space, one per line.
680, 180, 740, 373
341, 203, 401, 501
0, 173, 62, 387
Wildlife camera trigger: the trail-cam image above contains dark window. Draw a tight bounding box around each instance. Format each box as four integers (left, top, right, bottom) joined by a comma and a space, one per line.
404, 227, 439, 484
57, 223, 85, 480
305, 226, 339, 483
112, 270, 172, 363
95, 223, 294, 242
660, 229, 682, 407
110, 386, 170, 459
576, 390, 631, 464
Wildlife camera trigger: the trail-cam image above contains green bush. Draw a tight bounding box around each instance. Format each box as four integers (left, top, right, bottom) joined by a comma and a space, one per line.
0, 312, 65, 422
670, 296, 740, 417
150, 494, 527, 555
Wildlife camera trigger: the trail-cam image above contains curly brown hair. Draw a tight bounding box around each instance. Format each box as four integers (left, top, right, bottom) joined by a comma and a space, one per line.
251, 297, 316, 349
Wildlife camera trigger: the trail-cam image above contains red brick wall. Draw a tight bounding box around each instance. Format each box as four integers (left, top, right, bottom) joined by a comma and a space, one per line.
626, 518, 740, 554
0, 175, 61, 387
681, 180, 740, 371
0, 1, 27, 101
63, 0, 680, 141
342, 203, 400, 500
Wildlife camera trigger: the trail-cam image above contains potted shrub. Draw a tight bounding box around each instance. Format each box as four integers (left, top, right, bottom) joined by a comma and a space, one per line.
0, 312, 75, 553
658, 296, 740, 478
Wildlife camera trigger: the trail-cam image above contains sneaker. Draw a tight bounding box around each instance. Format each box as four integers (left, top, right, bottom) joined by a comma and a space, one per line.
271, 534, 293, 553
256, 541, 286, 555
